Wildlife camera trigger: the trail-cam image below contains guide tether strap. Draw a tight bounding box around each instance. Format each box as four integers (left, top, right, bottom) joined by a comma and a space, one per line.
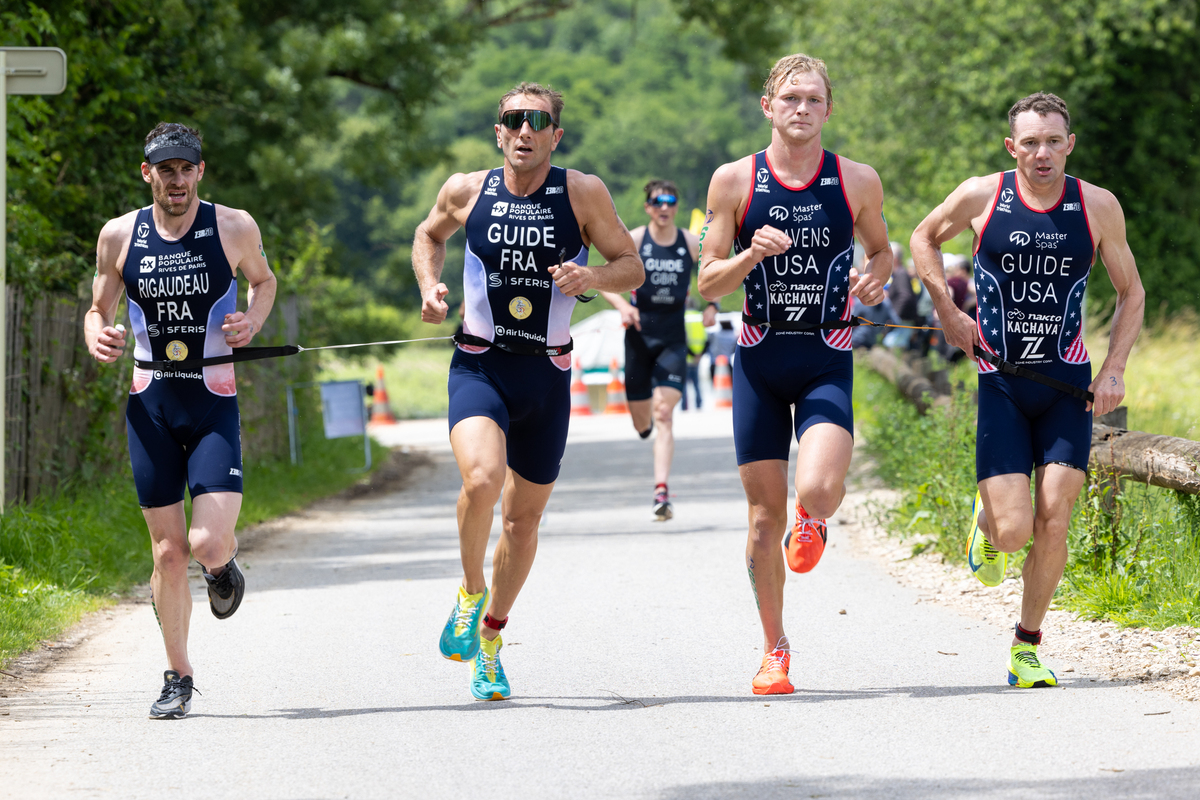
452, 332, 573, 357
136, 345, 300, 371
741, 313, 859, 332
973, 346, 1093, 403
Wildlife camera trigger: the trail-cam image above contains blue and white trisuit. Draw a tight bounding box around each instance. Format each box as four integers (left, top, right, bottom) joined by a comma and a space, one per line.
122, 201, 243, 507
447, 166, 587, 485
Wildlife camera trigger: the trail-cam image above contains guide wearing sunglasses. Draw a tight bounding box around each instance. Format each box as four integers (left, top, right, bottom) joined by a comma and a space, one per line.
410, 82, 643, 703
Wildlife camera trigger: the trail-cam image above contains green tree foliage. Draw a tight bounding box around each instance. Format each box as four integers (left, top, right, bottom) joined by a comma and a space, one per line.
681, 0, 1200, 315
3, 0, 569, 303
351, 0, 767, 307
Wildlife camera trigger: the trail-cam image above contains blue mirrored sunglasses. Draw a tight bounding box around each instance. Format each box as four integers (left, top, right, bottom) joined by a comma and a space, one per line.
648, 194, 677, 206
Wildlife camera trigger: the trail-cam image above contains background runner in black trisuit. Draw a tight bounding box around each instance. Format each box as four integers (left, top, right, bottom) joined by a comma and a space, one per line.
600, 179, 707, 521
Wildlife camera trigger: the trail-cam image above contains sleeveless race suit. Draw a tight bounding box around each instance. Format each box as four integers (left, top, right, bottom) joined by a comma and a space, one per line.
731, 149, 856, 465
447, 165, 588, 484
122, 201, 243, 507
624, 228, 693, 400
973, 170, 1095, 480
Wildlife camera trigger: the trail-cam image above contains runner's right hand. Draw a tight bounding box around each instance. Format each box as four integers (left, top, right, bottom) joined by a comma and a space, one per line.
748, 225, 791, 262
421, 283, 450, 324
90, 325, 126, 364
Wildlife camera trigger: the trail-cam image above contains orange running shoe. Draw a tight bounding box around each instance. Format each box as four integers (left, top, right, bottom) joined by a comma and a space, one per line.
752, 647, 794, 695
784, 502, 828, 573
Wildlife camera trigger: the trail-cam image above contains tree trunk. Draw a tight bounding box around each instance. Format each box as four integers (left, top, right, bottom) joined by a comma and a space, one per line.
1091, 423, 1200, 495
866, 348, 948, 414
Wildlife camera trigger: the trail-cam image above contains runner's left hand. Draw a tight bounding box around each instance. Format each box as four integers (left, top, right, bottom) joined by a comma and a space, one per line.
222, 312, 257, 347
849, 268, 885, 306
549, 261, 593, 297
1087, 369, 1125, 416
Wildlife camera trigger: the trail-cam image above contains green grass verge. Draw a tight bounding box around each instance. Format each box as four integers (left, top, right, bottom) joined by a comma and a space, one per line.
854, 345, 1200, 630
0, 429, 387, 668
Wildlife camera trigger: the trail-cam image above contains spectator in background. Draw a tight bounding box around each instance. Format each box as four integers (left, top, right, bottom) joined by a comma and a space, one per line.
681, 300, 715, 410
708, 317, 737, 384
886, 242, 921, 323
934, 253, 976, 361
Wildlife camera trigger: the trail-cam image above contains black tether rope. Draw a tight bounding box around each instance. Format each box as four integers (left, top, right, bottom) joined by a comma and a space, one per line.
973, 345, 1094, 403
133, 320, 1092, 403
741, 313, 1094, 402
452, 332, 572, 357
133, 336, 453, 370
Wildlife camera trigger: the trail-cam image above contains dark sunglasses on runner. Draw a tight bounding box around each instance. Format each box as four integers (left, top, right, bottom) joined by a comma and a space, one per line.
499, 109, 556, 131
647, 194, 678, 207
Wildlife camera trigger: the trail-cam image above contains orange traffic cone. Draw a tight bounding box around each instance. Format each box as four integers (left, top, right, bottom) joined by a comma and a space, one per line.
570, 357, 592, 416
713, 354, 733, 409
605, 358, 628, 414
370, 365, 397, 424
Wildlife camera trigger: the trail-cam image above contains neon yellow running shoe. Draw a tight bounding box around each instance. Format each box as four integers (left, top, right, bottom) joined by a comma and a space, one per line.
471, 634, 510, 700
1008, 644, 1058, 688
966, 491, 1006, 587
439, 586, 488, 662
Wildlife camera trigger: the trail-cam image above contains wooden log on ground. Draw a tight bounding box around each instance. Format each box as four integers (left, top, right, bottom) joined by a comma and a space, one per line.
866, 348, 948, 414
1091, 423, 1200, 495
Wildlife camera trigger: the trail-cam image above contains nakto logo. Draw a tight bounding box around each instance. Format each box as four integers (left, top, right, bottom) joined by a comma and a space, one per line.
1000, 188, 1015, 205
768, 205, 789, 222
1009, 230, 1031, 247
769, 281, 788, 292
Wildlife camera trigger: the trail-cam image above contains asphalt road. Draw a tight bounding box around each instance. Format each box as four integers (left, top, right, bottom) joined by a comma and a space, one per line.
3, 410, 1200, 799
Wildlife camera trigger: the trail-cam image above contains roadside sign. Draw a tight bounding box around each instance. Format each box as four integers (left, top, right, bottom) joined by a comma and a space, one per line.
3, 47, 67, 94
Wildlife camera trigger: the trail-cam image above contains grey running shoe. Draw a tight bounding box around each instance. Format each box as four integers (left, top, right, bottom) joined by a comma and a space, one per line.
652, 485, 673, 521
202, 556, 245, 619
148, 670, 194, 719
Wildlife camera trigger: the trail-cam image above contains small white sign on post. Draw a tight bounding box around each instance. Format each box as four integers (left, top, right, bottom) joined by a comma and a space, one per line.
319, 381, 367, 439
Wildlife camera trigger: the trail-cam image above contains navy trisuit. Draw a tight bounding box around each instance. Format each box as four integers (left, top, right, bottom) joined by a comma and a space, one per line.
973, 171, 1095, 480
123, 201, 243, 507
624, 228, 693, 400
447, 166, 587, 485
732, 150, 856, 465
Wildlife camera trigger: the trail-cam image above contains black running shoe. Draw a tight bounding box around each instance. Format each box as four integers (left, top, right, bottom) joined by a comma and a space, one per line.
203, 556, 245, 619
652, 484, 673, 521
148, 670, 195, 719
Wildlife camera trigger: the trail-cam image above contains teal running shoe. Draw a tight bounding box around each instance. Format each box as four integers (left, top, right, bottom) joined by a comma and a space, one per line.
471, 634, 510, 701
1008, 644, 1058, 688
966, 490, 1007, 587
439, 586, 488, 662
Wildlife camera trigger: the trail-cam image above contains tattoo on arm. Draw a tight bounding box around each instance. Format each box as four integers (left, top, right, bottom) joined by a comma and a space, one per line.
1111, 376, 1117, 386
